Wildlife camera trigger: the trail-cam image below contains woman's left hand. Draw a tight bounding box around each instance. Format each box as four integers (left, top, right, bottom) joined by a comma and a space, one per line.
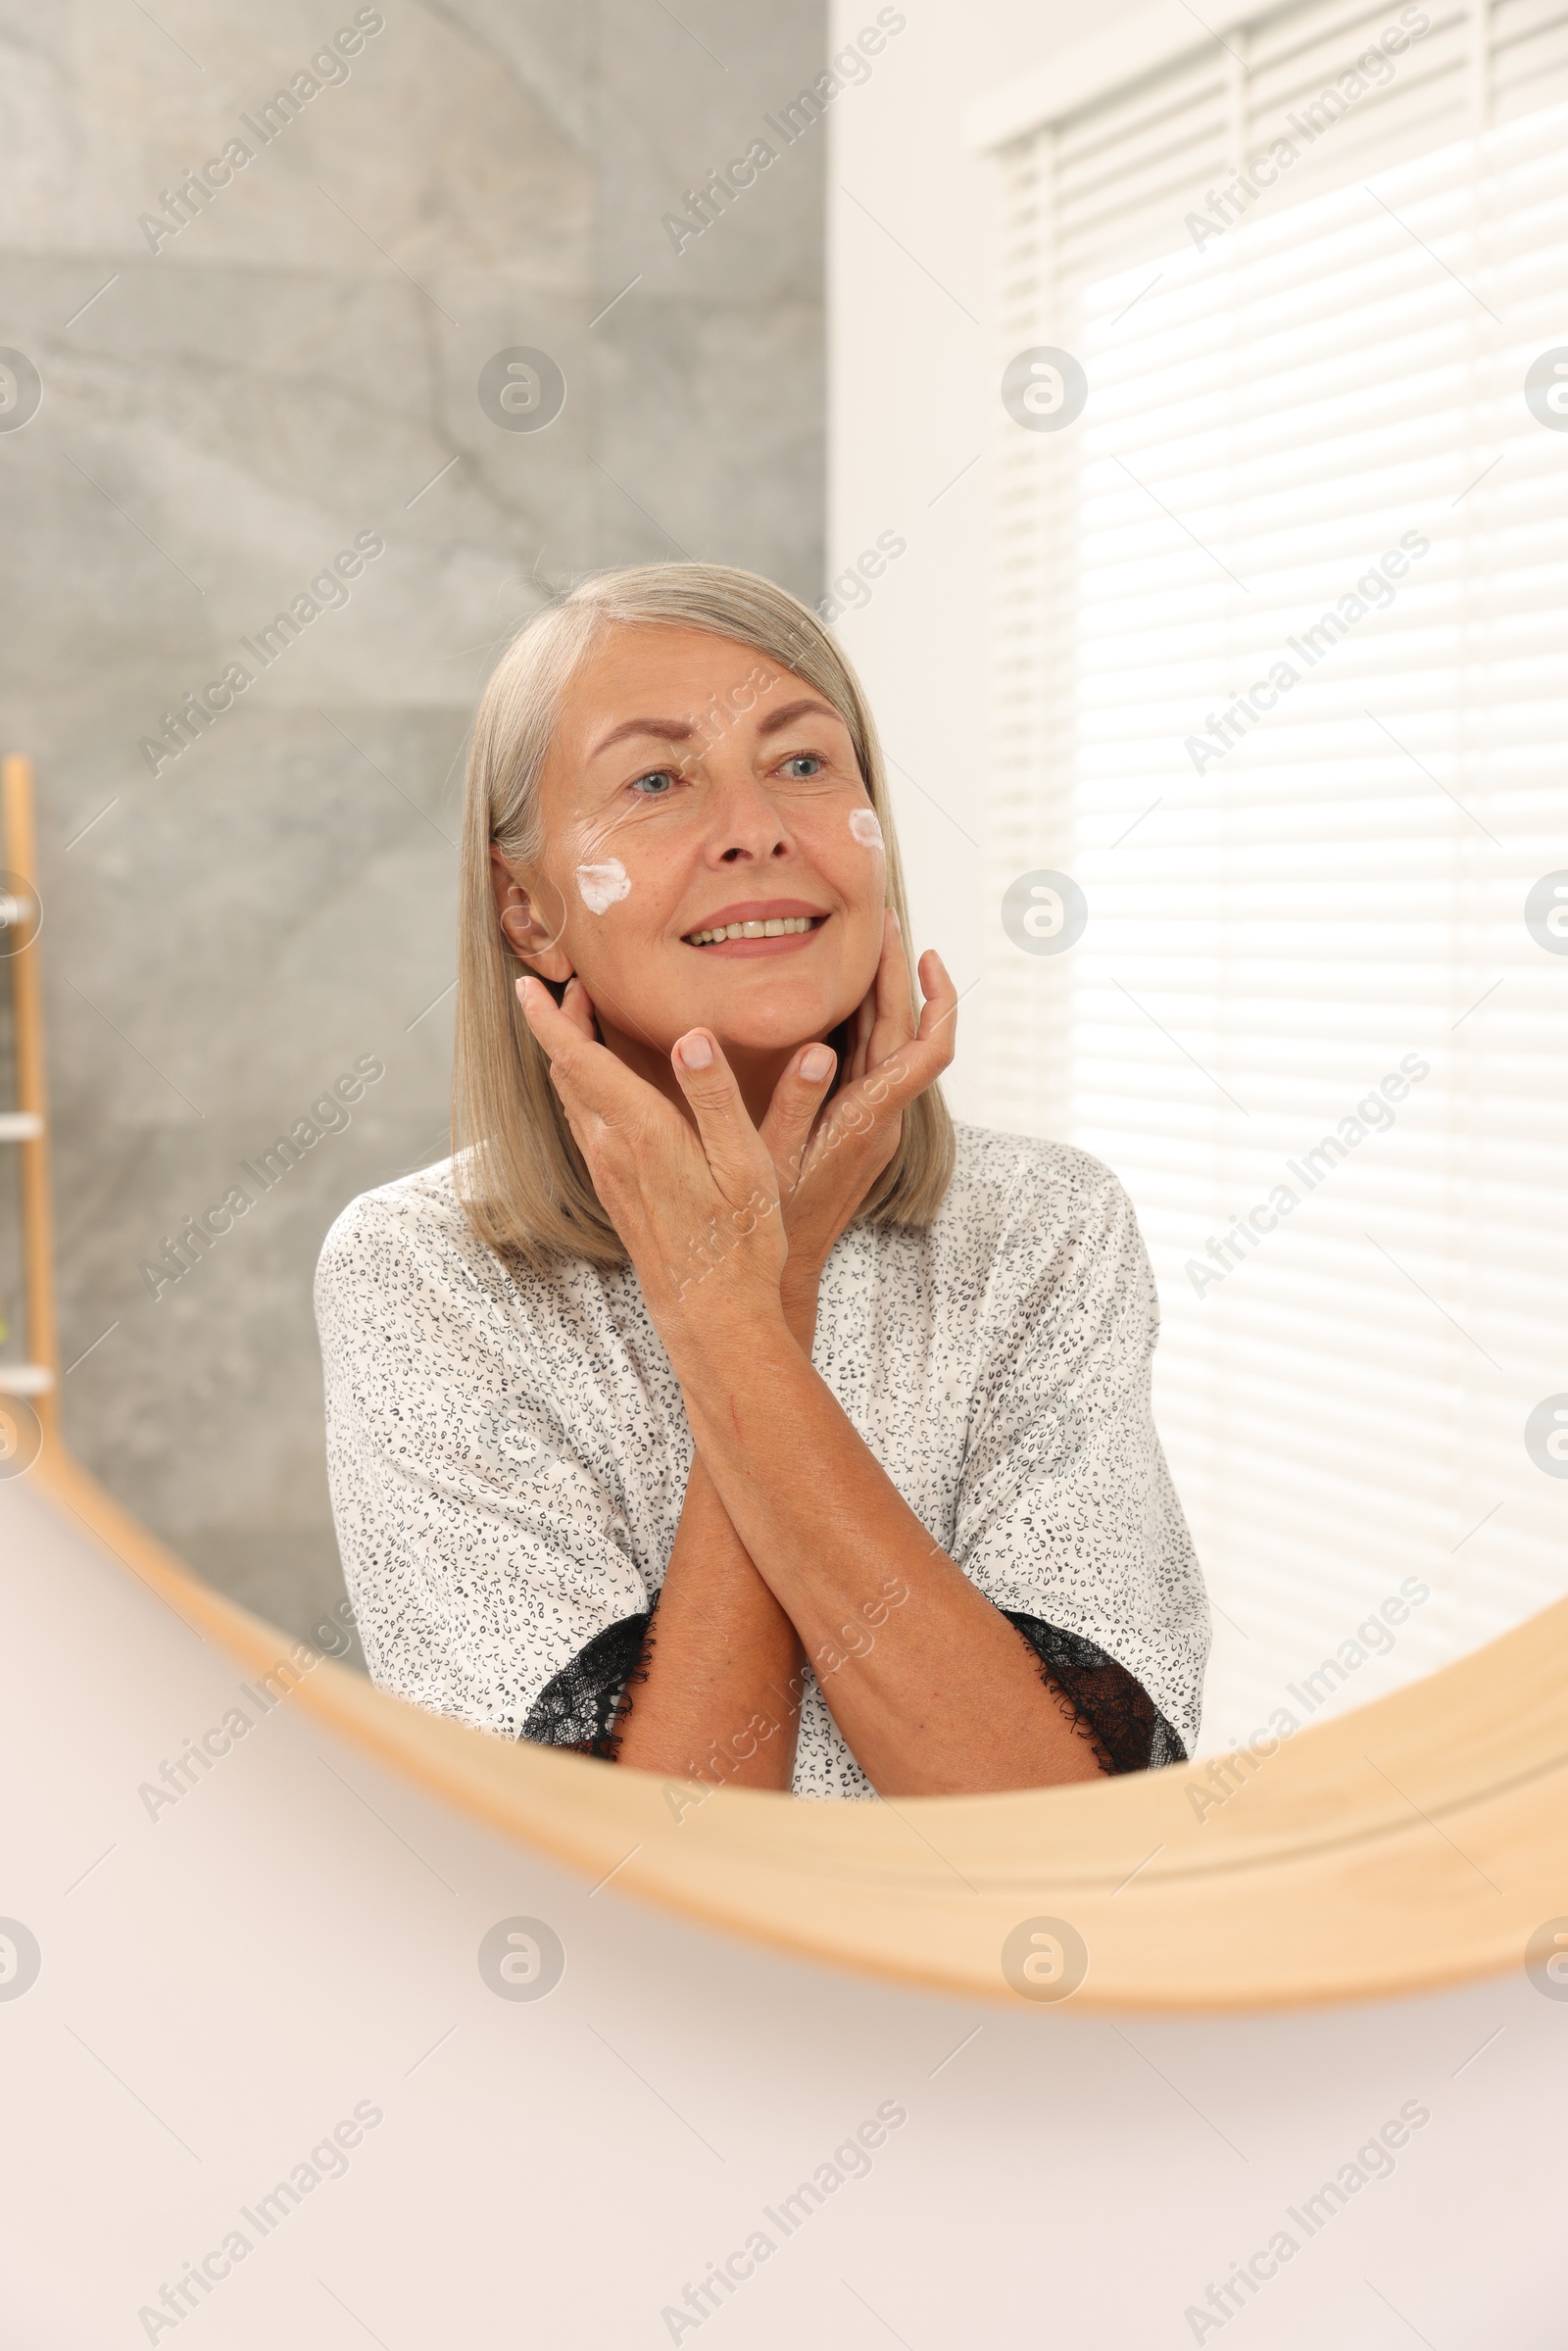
517, 974, 789, 1345
758, 911, 957, 1300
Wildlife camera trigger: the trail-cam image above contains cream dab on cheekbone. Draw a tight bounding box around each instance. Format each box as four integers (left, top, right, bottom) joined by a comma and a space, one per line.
575, 858, 632, 913
849, 808, 884, 851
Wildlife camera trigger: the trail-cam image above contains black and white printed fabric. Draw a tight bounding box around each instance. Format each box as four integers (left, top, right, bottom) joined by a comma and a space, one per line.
314, 1123, 1210, 1797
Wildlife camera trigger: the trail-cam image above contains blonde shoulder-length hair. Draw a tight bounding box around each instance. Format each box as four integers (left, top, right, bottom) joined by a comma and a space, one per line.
452, 561, 956, 1273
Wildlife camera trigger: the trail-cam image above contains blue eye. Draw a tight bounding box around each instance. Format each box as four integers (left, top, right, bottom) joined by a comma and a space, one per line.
779, 755, 824, 778
630, 768, 679, 797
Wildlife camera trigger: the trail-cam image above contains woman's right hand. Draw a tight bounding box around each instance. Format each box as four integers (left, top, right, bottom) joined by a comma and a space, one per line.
758, 909, 957, 1301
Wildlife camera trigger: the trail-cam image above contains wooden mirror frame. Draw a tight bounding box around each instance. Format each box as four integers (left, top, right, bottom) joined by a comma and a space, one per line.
37, 1442, 1568, 2011
4, 753, 1565, 2013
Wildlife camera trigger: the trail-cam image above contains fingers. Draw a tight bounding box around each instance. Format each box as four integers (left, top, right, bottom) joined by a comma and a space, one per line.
865, 907, 916, 1072
780, 921, 956, 1190
516, 971, 565, 1045
848, 983, 875, 1086
516, 974, 627, 1131
669, 1026, 778, 1207
835, 940, 956, 1127
910, 945, 959, 1066
517, 972, 588, 1052
517, 971, 607, 1049
758, 1037, 839, 1187
558, 974, 599, 1042
517, 977, 791, 1314
843, 910, 914, 1088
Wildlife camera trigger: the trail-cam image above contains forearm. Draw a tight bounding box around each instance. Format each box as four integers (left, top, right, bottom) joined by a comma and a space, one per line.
612, 1453, 804, 1788
670, 1307, 1108, 1797
612, 1289, 820, 1791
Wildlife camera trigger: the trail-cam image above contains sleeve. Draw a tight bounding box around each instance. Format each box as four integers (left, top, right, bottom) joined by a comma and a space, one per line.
313, 1189, 652, 1745
520, 1610, 652, 1759
950, 1150, 1209, 1765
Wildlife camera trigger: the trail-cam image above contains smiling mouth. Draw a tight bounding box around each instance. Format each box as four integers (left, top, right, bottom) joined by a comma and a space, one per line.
681, 914, 828, 950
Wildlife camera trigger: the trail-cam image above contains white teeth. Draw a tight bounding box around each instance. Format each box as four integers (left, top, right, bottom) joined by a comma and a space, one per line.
685, 915, 821, 945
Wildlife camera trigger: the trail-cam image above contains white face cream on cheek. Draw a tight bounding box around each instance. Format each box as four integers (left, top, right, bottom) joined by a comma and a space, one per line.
575, 857, 631, 913
849, 808, 885, 852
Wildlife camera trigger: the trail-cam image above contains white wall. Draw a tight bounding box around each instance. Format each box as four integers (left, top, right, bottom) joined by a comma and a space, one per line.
5, 1470, 1564, 2347
824, 0, 1146, 1119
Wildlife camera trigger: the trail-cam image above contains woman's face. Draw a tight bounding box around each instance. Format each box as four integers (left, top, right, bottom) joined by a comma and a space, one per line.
492, 622, 890, 1111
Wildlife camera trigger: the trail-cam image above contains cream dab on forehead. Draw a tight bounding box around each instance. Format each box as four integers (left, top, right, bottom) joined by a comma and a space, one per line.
849, 808, 884, 851
575, 857, 631, 913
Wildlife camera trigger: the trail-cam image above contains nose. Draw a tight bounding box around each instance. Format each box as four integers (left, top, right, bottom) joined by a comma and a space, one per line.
704, 759, 796, 866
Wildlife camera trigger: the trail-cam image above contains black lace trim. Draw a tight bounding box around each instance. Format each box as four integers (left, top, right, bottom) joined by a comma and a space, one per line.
520, 1604, 1184, 1779
521, 1609, 653, 1762
1003, 1612, 1185, 1776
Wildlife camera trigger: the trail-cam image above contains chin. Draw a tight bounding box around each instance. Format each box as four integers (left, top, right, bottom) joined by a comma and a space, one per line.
714, 1020, 835, 1053
709, 999, 847, 1046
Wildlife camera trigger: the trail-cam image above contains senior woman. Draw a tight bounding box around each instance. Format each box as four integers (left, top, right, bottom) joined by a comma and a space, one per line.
315, 563, 1208, 1800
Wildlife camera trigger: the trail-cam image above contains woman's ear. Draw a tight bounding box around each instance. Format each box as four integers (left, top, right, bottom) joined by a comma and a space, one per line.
489, 844, 573, 981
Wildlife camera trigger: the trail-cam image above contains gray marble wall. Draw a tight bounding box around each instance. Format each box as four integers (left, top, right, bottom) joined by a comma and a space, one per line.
0, 0, 825, 1654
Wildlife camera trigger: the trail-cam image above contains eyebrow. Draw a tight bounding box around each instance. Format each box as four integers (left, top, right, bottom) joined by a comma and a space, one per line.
587, 714, 695, 759
755, 696, 841, 739
586, 695, 843, 761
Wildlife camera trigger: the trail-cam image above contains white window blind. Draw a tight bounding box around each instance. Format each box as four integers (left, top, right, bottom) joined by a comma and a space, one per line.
985, 0, 1568, 1751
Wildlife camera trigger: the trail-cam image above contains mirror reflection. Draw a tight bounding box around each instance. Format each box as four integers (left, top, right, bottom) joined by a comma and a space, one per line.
3, 0, 1563, 1809
315, 578, 1207, 1797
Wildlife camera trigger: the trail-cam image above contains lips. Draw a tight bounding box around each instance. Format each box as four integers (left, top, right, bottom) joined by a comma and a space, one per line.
681, 899, 830, 949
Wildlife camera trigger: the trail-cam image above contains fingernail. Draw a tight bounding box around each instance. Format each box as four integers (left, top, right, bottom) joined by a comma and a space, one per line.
678, 1032, 712, 1069
800, 1044, 834, 1082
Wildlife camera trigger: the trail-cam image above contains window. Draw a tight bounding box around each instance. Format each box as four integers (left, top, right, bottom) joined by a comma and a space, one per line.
983, 0, 1568, 1747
